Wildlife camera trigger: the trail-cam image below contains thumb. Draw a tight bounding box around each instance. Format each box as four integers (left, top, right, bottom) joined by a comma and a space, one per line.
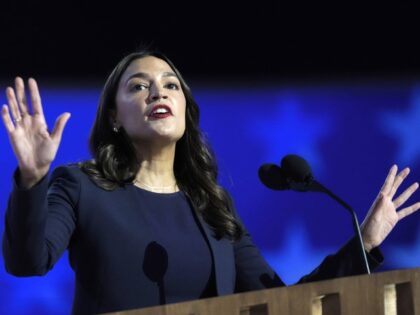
51, 112, 71, 143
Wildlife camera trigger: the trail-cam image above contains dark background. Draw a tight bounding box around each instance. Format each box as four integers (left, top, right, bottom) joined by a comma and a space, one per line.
1, 2, 420, 82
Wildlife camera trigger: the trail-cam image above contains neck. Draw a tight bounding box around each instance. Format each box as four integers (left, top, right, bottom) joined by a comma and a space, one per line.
133, 141, 178, 192
134, 178, 179, 193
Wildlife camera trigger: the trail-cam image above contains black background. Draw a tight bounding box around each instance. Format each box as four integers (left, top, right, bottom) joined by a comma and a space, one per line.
1, 2, 420, 82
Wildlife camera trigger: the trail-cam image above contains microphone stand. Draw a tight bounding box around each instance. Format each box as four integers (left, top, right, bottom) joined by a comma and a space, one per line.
308, 180, 371, 274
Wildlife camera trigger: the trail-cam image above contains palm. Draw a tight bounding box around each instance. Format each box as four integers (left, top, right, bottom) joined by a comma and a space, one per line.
361, 165, 420, 252
10, 113, 58, 170
1, 77, 70, 183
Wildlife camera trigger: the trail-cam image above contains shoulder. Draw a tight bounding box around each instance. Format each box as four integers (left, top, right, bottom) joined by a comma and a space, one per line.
49, 163, 99, 192
47, 163, 115, 207
49, 162, 130, 193
50, 163, 86, 183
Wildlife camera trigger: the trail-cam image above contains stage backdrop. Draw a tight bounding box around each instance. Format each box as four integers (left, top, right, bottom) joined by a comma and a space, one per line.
1, 78, 419, 315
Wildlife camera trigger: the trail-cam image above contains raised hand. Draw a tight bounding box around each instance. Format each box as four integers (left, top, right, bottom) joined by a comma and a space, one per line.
361, 165, 420, 252
1, 77, 71, 188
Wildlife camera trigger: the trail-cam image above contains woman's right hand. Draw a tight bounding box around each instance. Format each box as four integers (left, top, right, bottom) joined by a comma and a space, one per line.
1, 77, 71, 188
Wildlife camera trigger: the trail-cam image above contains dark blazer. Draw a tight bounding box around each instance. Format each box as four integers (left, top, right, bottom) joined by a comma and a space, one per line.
2, 165, 382, 314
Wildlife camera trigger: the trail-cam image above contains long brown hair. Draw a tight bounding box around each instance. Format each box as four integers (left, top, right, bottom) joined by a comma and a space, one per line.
79, 49, 243, 241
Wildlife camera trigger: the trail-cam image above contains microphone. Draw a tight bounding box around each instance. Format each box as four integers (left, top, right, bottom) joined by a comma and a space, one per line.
258, 154, 371, 274
259, 154, 318, 192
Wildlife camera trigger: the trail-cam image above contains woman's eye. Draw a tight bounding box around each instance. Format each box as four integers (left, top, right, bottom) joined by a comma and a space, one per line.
166, 82, 179, 90
131, 83, 148, 91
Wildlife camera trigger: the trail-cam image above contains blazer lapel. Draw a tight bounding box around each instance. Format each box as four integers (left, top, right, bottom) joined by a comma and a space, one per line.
193, 210, 235, 296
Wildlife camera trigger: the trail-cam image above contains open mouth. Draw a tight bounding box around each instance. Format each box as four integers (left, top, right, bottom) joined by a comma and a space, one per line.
148, 105, 172, 119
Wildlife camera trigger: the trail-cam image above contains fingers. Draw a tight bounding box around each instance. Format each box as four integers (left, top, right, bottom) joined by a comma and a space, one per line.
394, 182, 419, 208
380, 165, 398, 195
5, 77, 44, 125
5, 86, 21, 123
28, 78, 44, 117
15, 77, 29, 116
397, 201, 420, 221
389, 167, 410, 198
1, 104, 15, 133
51, 112, 71, 143
380, 165, 412, 200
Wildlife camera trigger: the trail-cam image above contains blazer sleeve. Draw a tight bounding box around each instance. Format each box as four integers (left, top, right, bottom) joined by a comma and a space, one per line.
295, 237, 383, 284
232, 200, 383, 292
2, 166, 80, 276
234, 222, 286, 292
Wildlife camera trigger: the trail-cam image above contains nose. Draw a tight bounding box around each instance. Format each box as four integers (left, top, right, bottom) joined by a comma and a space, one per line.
148, 83, 167, 102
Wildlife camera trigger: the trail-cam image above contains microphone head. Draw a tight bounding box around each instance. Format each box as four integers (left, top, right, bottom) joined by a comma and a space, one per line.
258, 163, 290, 190
281, 154, 313, 183
258, 155, 315, 192
280, 154, 314, 191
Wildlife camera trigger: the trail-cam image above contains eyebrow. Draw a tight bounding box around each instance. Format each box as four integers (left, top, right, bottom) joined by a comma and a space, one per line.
125, 71, 178, 84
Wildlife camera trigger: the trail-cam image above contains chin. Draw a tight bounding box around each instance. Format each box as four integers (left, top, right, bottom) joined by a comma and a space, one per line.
150, 130, 184, 143
129, 125, 185, 144
154, 125, 184, 139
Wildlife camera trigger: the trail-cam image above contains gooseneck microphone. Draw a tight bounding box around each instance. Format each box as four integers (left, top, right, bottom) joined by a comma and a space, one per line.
258, 154, 371, 274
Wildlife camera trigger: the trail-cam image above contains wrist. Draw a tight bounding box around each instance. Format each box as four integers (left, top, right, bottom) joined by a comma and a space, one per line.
363, 242, 374, 253
18, 166, 49, 189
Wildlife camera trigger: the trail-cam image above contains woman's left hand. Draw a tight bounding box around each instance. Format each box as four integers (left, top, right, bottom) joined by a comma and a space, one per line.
361, 165, 420, 252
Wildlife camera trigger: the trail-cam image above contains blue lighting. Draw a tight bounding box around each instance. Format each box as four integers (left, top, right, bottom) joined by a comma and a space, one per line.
1, 82, 419, 314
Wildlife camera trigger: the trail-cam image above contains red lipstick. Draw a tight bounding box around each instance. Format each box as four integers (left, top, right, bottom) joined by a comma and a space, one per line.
148, 104, 172, 119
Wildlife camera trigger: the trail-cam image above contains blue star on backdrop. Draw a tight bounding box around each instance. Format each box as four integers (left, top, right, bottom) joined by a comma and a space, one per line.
251, 94, 331, 173
381, 87, 420, 167
263, 222, 335, 284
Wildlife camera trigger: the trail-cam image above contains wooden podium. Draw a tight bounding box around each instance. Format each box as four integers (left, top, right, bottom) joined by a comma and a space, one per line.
104, 267, 419, 315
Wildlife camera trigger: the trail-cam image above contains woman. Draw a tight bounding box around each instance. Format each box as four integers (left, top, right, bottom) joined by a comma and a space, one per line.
2, 50, 419, 314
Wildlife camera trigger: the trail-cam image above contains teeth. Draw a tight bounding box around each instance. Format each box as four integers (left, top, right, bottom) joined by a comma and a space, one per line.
152, 108, 169, 115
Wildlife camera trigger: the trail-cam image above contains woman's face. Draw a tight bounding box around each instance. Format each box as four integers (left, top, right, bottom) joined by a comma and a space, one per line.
115, 56, 186, 145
